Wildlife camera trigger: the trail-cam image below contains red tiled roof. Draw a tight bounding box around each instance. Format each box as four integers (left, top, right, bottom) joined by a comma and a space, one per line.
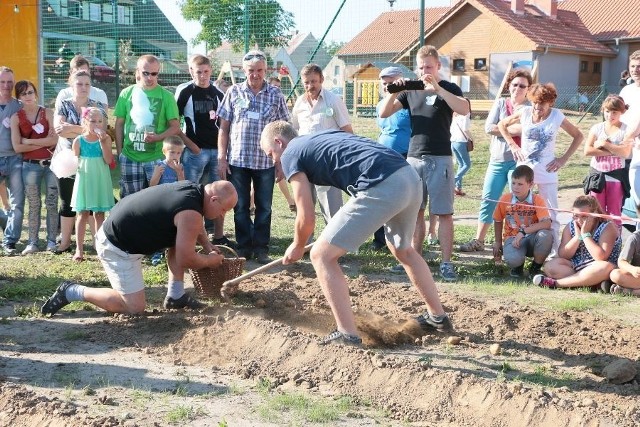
337, 7, 450, 56
559, 0, 640, 40
470, 0, 614, 55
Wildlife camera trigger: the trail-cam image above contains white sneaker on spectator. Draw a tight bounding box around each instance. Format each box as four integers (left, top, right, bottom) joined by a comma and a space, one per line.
22, 244, 39, 255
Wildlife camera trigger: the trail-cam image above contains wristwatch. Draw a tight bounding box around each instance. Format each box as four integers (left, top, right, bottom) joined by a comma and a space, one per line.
518, 226, 526, 236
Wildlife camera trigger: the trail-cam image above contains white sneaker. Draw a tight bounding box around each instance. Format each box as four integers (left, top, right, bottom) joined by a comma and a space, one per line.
46, 241, 57, 252
21, 244, 39, 255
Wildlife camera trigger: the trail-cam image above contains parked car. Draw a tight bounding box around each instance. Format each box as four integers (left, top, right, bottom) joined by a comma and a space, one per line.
84, 56, 116, 84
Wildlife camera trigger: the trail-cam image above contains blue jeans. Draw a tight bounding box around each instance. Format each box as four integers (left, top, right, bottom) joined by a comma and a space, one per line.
451, 141, 471, 189
0, 155, 24, 245
228, 165, 275, 255
22, 162, 59, 245
478, 160, 517, 224
183, 148, 219, 184
184, 148, 220, 233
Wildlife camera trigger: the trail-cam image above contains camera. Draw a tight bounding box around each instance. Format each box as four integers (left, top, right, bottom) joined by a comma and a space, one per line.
386, 80, 425, 93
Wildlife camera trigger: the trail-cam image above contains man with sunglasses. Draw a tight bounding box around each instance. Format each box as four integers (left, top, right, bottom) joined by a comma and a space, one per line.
217, 50, 290, 264
114, 54, 180, 198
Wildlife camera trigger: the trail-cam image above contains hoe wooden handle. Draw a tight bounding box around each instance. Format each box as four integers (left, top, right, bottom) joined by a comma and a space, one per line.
220, 243, 313, 301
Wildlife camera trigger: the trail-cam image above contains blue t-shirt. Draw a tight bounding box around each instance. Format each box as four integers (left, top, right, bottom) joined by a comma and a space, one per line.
281, 129, 408, 194
158, 160, 179, 185
376, 100, 410, 155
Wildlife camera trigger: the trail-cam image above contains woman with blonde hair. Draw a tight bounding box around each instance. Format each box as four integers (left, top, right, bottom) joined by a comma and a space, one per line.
533, 195, 621, 289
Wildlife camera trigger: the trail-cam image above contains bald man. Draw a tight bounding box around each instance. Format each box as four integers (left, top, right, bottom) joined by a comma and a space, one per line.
41, 181, 237, 315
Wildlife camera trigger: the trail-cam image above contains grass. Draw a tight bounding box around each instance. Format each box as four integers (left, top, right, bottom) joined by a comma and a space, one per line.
165, 404, 206, 424
0, 114, 638, 325
515, 364, 577, 388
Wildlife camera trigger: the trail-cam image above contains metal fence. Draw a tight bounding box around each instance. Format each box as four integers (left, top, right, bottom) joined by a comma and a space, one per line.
37, 1, 620, 117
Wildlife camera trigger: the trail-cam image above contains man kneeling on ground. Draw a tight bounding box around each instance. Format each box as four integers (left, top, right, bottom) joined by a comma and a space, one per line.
260, 121, 452, 346
41, 181, 237, 315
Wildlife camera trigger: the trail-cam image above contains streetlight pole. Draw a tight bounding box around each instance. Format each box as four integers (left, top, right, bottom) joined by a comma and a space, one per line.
420, 0, 425, 47
113, 0, 120, 94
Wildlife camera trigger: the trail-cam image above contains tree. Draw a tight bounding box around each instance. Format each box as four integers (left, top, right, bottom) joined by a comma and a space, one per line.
323, 41, 345, 57
180, 0, 295, 52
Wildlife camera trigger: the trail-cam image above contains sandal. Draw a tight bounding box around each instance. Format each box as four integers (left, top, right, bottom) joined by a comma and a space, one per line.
289, 204, 297, 212
454, 188, 466, 196
458, 238, 483, 252
40, 281, 74, 316
54, 244, 73, 254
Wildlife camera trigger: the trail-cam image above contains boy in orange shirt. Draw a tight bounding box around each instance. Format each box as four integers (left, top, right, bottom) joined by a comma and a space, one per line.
493, 165, 553, 278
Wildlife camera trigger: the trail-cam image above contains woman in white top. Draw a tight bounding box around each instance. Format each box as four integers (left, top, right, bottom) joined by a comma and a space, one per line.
498, 83, 584, 253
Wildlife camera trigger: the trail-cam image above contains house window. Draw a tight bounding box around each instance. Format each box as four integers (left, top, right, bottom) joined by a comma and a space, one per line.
593, 62, 601, 74
89, 3, 101, 21
453, 59, 465, 72
580, 61, 588, 72
334, 65, 340, 76
117, 5, 133, 25
68, 0, 81, 19
474, 58, 487, 71
102, 3, 113, 23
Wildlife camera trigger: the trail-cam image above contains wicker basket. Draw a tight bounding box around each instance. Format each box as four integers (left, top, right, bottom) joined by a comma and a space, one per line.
190, 246, 245, 298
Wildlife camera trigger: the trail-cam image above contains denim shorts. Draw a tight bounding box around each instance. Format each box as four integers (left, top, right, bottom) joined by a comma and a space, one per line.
406, 155, 454, 214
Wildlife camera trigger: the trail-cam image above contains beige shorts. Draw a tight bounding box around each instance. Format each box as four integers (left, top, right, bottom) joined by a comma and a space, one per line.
95, 227, 146, 295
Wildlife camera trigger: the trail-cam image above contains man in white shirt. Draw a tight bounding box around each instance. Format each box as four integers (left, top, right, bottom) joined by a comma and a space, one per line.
291, 64, 353, 223
54, 55, 109, 111
620, 50, 640, 126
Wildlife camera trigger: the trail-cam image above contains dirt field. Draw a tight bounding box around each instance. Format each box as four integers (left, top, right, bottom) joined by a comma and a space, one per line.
2, 251, 640, 427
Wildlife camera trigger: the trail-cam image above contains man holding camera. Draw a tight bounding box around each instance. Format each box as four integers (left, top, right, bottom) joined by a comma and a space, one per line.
379, 45, 469, 281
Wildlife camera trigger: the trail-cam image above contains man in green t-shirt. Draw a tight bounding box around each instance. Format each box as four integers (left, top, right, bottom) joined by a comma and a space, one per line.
114, 54, 180, 198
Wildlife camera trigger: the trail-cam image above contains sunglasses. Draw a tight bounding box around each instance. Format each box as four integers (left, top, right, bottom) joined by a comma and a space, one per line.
141, 71, 159, 77
511, 83, 529, 89
243, 53, 266, 61
21, 90, 35, 96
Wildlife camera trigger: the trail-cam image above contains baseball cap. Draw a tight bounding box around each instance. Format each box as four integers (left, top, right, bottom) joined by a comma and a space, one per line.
379, 66, 403, 79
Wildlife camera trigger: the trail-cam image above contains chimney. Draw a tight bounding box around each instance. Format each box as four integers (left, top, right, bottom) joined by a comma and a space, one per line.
511, 0, 525, 15
532, 0, 558, 18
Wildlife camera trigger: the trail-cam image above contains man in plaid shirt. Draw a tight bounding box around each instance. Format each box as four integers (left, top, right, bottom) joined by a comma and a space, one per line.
217, 50, 290, 264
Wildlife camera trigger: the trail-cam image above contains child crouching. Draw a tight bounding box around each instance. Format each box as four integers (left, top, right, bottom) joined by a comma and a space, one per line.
492, 165, 553, 278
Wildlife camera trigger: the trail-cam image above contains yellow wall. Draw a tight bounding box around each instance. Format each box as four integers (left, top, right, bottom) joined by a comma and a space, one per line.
1, 2, 39, 89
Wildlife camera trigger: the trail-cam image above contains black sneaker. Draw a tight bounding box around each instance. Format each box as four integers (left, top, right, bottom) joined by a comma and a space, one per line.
318, 330, 362, 346
163, 293, 206, 310
254, 251, 272, 265
212, 236, 236, 248
600, 279, 613, 294
41, 281, 74, 316
416, 313, 454, 332
510, 265, 524, 278
528, 262, 543, 278
3, 243, 17, 256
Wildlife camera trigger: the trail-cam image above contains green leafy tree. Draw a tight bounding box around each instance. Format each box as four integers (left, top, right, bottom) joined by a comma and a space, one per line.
180, 0, 295, 52
323, 41, 345, 57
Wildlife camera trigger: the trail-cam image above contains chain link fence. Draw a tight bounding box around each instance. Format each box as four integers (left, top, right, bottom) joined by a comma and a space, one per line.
39, 1, 621, 120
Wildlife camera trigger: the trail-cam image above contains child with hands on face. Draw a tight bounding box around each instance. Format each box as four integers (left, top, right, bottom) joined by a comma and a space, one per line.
70, 107, 114, 261
533, 195, 621, 289
149, 136, 185, 186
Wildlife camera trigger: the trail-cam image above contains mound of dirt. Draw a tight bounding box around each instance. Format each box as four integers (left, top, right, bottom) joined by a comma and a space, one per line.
2, 266, 640, 426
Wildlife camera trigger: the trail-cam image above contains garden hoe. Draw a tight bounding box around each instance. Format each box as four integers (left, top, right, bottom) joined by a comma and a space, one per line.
220, 243, 313, 301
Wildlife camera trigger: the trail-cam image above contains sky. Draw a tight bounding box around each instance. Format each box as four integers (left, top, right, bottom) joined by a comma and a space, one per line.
156, 0, 453, 53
